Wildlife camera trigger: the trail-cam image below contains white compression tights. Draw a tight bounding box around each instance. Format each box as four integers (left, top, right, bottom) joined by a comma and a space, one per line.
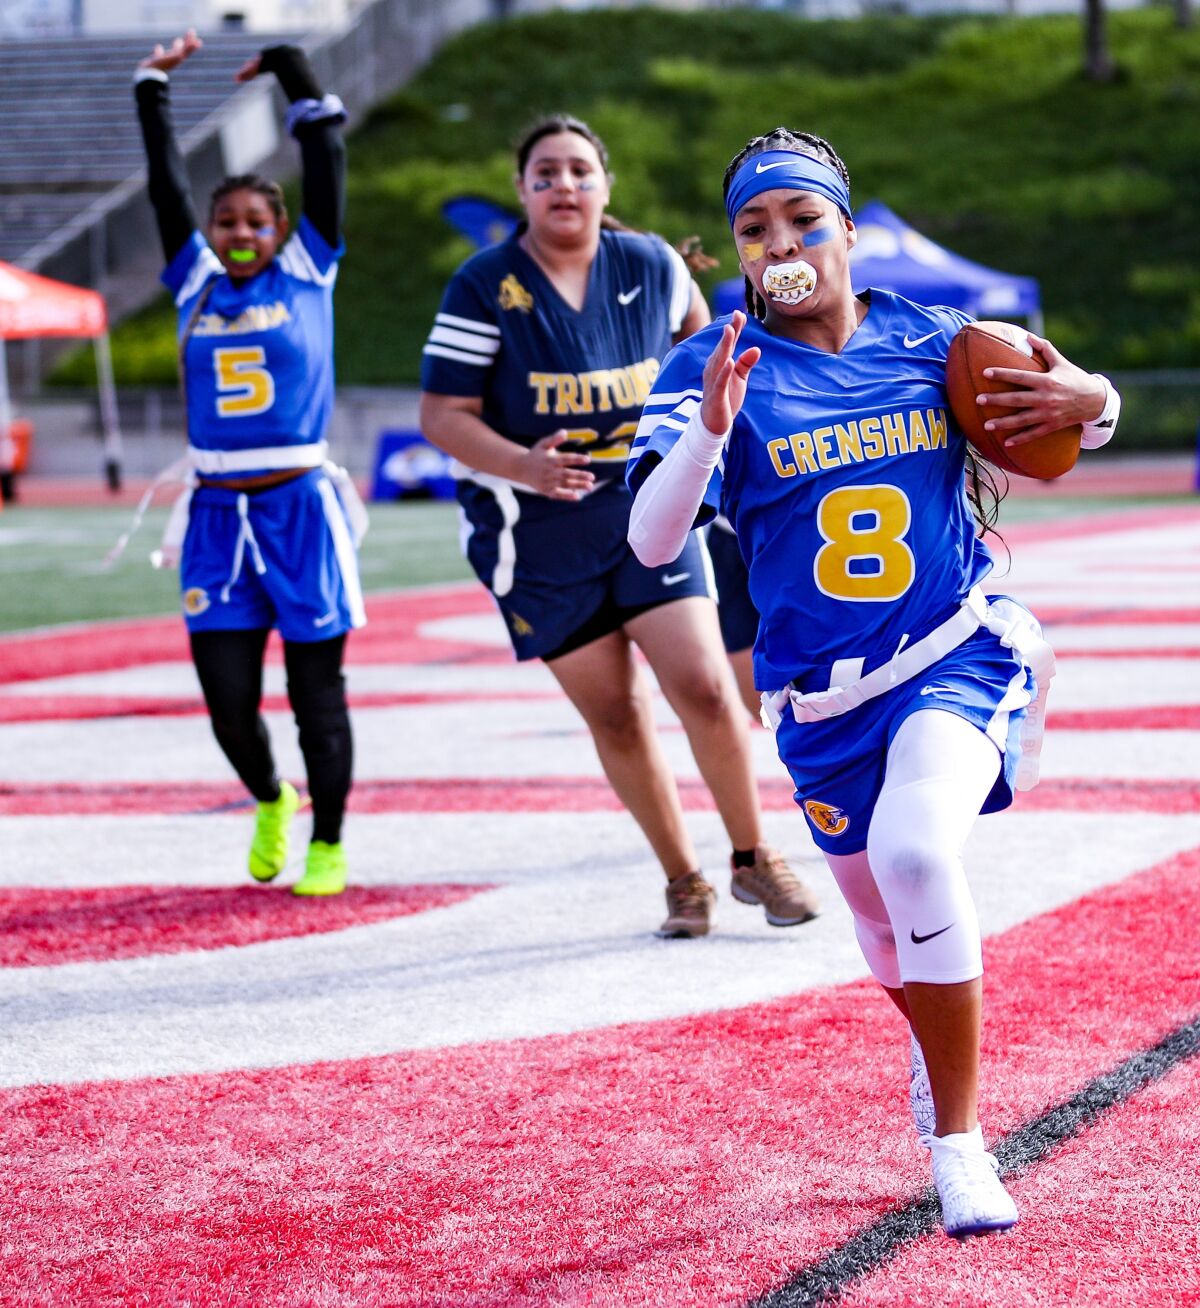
824, 709, 1003, 988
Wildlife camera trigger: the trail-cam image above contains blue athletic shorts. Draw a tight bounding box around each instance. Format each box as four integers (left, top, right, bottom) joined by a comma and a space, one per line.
774, 617, 1035, 855
460, 479, 713, 661
706, 520, 759, 655
180, 469, 365, 642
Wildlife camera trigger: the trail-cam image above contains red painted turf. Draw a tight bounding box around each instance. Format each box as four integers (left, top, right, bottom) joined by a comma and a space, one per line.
0, 883, 492, 967
2, 775, 1198, 816
0, 849, 1196, 1307
841, 1054, 1200, 1307
0, 688, 559, 724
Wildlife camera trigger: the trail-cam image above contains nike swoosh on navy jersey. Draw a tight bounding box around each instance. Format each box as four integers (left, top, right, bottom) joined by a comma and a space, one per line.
903, 330, 939, 349
617, 286, 642, 306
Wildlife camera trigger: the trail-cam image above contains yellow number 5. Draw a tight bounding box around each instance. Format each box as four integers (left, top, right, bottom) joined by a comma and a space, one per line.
814, 484, 915, 602
214, 346, 274, 417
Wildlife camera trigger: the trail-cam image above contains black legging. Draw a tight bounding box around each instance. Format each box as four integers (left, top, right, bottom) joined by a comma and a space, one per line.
190, 629, 352, 844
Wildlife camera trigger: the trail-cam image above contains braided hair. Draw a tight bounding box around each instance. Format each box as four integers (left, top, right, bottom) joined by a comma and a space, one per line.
721, 127, 1007, 538
721, 127, 849, 323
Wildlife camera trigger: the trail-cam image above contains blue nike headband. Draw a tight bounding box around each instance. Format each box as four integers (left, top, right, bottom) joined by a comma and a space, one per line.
724, 151, 852, 227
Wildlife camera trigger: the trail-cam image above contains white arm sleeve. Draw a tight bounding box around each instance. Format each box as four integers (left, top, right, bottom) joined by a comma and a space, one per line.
1080, 373, 1120, 450
628, 410, 729, 566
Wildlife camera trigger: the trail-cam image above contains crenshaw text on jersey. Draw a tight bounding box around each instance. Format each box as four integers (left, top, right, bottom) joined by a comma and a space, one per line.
766, 407, 949, 479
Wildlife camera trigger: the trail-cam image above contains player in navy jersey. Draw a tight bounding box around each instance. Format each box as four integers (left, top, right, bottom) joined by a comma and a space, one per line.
627, 127, 1120, 1235
421, 115, 819, 938
133, 31, 365, 896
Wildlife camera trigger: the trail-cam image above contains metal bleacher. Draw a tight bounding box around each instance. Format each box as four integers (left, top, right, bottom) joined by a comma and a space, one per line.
0, 34, 284, 266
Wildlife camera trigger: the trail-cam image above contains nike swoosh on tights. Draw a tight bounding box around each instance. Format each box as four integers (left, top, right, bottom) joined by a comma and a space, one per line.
617, 286, 642, 306
661, 572, 691, 586
903, 330, 939, 349
755, 160, 790, 173
910, 923, 954, 945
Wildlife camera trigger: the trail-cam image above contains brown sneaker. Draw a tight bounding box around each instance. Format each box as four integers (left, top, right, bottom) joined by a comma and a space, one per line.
656, 871, 717, 938
730, 845, 820, 927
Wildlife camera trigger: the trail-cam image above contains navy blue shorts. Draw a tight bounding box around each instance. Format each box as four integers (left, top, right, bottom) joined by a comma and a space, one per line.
707, 520, 759, 655
459, 477, 713, 661
774, 622, 1035, 855
180, 469, 365, 642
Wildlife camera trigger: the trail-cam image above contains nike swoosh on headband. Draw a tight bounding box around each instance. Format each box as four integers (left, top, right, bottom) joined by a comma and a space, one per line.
755, 160, 791, 173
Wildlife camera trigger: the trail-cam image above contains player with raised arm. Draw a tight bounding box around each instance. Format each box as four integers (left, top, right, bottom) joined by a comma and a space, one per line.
134, 31, 364, 895
627, 127, 1119, 1234
421, 115, 819, 938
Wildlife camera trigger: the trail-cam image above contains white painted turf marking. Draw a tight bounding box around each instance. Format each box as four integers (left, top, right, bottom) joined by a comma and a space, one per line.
0, 511, 1196, 1087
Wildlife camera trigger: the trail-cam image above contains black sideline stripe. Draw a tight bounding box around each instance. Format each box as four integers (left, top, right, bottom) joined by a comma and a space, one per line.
748, 1013, 1200, 1308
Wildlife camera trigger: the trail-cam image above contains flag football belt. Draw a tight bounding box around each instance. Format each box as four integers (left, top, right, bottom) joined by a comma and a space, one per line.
103, 440, 368, 574
759, 586, 1056, 791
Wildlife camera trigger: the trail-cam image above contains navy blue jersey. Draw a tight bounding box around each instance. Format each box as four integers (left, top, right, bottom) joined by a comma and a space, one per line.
628, 290, 992, 689
421, 228, 692, 520
165, 218, 342, 471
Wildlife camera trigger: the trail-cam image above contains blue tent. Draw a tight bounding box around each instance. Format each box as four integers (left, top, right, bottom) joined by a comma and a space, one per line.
713, 200, 1042, 331
441, 195, 519, 249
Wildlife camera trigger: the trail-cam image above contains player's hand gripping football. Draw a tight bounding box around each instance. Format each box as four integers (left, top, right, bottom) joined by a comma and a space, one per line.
981, 335, 1106, 448
701, 312, 761, 435
520, 432, 596, 501
138, 29, 202, 73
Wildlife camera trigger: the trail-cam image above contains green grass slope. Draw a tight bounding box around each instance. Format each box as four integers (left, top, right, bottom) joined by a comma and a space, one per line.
58, 8, 1200, 407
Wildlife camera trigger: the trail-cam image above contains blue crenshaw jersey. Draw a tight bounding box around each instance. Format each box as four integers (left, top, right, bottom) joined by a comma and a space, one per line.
164, 218, 342, 471
627, 290, 992, 690
421, 227, 692, 517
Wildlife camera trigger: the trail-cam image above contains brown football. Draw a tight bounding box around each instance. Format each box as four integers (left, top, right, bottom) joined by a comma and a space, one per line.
944, 320, 1081, 480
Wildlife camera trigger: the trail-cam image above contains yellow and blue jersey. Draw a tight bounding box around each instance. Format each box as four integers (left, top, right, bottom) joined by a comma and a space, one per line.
164, 217, 342, 470
628, 290, 991, 691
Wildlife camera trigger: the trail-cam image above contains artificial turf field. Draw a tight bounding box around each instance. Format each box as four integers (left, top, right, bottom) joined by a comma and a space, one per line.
1, 470, 1198, 1305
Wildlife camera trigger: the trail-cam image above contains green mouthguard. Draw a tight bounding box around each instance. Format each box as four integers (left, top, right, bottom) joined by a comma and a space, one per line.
229, 249, 257, 264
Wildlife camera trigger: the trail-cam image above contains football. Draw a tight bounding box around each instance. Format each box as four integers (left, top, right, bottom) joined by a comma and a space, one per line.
944, 321, 1081, 480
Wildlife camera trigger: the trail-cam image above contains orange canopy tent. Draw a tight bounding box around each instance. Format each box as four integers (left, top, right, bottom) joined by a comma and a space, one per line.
0, 261, 124, 488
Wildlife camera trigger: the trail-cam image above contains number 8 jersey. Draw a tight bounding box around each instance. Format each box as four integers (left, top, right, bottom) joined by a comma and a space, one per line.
165, 219, 341, 471
627, 290, 993, 690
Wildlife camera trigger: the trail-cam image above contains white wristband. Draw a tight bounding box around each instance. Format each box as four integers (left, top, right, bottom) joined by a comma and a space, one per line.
1080, 373, 1120, 450
134, 67, 169, 85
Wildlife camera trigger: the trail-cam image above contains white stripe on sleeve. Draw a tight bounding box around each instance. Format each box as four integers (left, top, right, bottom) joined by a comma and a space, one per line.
428, 325, 500, 356
634, 397, 699, 441
175, 245, 222, 307
423, 342, 495, 367
436, 311, 500, 338
641, 389, 704, 410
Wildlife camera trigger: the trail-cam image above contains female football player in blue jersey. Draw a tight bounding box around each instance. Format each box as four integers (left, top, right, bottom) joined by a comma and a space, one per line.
420, 115, 819, 938
134, 31, 365, 895
627, 127, 1120, 1235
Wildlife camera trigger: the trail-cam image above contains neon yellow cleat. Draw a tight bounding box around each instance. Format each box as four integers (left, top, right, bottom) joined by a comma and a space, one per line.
293, 840, 347, 896
248, 780, 301, 882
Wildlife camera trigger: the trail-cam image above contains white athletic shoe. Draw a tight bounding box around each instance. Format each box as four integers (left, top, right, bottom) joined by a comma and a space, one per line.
929, 1126, 1019, 1238
909, 1031, 936, 1142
